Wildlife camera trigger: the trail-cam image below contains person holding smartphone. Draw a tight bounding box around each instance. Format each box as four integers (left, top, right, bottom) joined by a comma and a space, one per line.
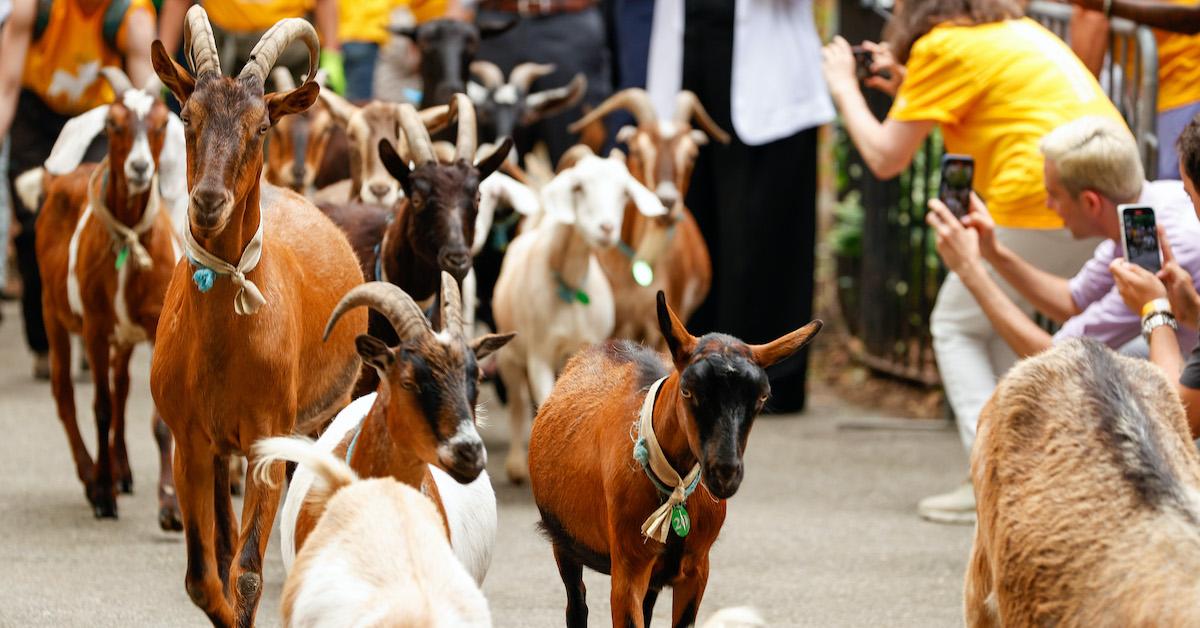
924, 116, 1200, 523
1111, 117, 1200, 437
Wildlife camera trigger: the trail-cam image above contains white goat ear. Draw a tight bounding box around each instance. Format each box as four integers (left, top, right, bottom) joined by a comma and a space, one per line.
627, 175, 667, 217
616, 125, 638, 145
540, 171, 577, 225
608, 148, 626, 163
44, 105, 110, 175
467, 81, 489, 104
690, 129, 710, 146
474, 176, 502, 255
159, 114, 189, 223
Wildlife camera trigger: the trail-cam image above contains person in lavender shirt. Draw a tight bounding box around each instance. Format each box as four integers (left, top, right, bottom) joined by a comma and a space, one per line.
1112, 115, 1200, 439
922, 115, 1200, 524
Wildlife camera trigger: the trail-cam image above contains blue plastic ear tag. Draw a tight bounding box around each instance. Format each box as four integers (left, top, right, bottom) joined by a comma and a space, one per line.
192, 267, 216, 293
632, 260, 654, 287
671, 504, 691, 537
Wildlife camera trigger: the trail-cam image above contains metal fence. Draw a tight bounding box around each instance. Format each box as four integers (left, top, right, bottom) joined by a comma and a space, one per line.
834, 0, 1159, 386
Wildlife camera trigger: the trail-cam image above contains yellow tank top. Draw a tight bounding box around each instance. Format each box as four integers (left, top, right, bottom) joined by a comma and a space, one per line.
203, 0, 314, 33
21, 0, 156, 116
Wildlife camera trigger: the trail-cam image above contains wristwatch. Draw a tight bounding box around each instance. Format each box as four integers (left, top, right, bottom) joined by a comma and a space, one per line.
1142, 304, 1178, 343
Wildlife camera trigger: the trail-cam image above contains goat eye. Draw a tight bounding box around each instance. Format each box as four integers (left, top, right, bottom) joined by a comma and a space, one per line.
401, 380, 417, 391
258, 122, 270, 135
680, 388, 692, 399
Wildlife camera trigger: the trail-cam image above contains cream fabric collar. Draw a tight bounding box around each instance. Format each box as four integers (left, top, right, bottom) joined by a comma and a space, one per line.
184, 215, 266, 316
636, 376, 702, 543
88, 160, 161, 271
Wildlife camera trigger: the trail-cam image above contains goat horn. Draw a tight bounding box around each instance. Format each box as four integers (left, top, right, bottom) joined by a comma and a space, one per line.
398, 103, 435, 166
567, 88, 656, 134
439, 272, 464, 336
469, 61, 505, 90
270, 67, 297, 92
239, 18, 319, 87
324, 282, 431, 344
556, 144, 595, 173
675, 91, 731, 144
509, 62, 555, 93
183, 5, 221, 78
449, 93, 477, 163
99, 67, 134, 98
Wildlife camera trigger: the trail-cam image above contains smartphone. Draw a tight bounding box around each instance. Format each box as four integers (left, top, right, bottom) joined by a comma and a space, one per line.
938, 154, 974, 220
851, 46, 892, 82
1118, 204, 1162, 272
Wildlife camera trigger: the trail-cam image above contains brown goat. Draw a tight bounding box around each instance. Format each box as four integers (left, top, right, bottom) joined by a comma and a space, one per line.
529, 292, 821, 627
35, 69, 181, 528
966, 339, 1200, 627
263, 68, 342, 196
149, 8, 366, 626
570, 89, 730, 344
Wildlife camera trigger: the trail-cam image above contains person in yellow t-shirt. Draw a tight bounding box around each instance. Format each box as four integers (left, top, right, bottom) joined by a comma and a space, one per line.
0, 0, 156, 379
821, 0, 1128, 524
1070, 3, 1200, 180
159, 0, 344, 92
338, 0, 401, 100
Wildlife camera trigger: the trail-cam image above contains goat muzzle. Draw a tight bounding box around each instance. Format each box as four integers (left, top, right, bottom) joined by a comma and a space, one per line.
702, 458, 744, 499
189, 187, 231, 234
439, 438, 487, 483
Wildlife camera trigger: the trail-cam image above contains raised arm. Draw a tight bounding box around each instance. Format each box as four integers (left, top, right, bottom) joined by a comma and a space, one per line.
158, 0, 190, 59
0, 0, 34, 144
1069, 6, 1110, 76
122, 4, 158, 86
1073, 0, 1200, 35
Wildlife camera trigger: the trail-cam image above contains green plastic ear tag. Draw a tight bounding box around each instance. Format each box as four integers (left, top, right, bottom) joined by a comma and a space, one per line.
575, 290, 590, 305
670, 504, 691, 538
115, 247, 129, 270
632, 260, 654, 287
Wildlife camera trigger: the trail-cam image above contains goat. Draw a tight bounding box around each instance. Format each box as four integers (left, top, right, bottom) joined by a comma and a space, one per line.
492, 145, 666, 483
570, 88, 730, 345
253, 436, 492, 628
149, 9, 367, 625
264, 68, 346, 196
312, 90, 450, 206
966, 339, 1200, 627
529, 292, 821, 627
395, 18, 515, 108
467, 60, 586, 156
33, 68, 182, 528
278, 277, 513, 584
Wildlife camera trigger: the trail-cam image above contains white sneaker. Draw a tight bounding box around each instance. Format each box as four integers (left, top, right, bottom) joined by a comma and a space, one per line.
918, 482, 976, 525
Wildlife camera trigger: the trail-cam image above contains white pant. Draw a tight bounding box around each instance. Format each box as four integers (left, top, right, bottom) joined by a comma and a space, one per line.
932, 227, 1100, 453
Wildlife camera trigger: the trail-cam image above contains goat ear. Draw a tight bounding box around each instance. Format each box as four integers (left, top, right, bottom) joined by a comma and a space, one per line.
540, 170, 577, 225
615, 125, 638, 146
266, 82, 320, 125
471, 332, 516, 360
316, 88, 357, 127
522, 73, 587, 125
656, 291, 697, 368
152, 40, 195, 105
690, 129, 710, 146
44, 105, 110, 175
627, 176, 667, 218
749, 320, 824, 369
467, 82, 489, 105
355, 335, 394, 372
379, 139, 412, 193
476, 137, 513, 180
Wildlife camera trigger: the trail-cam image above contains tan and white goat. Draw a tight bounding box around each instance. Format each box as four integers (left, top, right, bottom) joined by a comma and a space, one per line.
492, 145, 666, 483
967, 338, 1200, 627
253, 437, 491, 628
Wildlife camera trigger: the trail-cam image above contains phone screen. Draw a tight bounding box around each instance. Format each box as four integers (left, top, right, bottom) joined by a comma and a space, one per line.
939, 156, 974, 220
1122, 206, 1161, 272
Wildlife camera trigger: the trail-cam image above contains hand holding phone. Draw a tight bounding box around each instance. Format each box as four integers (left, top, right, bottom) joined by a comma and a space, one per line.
938, 155, 975, 221
1119, 205, 1162, 272
852, 45, 892, 82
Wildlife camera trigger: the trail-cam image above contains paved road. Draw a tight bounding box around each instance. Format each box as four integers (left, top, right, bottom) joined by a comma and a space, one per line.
0, 300, 973, 627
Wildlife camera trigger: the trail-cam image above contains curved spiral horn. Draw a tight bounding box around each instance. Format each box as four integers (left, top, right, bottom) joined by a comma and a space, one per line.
398, 103, 435, 166
439, 272, 464, 336
99, 67, 134, 98
567, 88, 657, 134
675, 91, 731, 144
184, 5, 221, 78
323, 282, 432, 343
449, 94, 477, 163
239, 18, 320, 87
509, 62, 556, 92
469, 61, 505, 90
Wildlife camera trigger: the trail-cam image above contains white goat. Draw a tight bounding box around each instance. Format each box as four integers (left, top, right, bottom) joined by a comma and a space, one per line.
255, 436, 491, 628
492, 145, 666, 483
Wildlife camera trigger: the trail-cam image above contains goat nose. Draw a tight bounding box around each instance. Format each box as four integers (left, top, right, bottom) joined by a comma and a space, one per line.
191, 188, 226, 219
130, 160, 150, 176
599, 223, 615, 236
440, 250, 471, 273
452, 440, 484, 468
369, 183, 391, 200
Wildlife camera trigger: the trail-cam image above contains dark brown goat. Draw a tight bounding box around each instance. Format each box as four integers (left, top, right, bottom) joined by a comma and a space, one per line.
529, 292, 821, 627
395, 18, 515, 108
467, 60, 586, 151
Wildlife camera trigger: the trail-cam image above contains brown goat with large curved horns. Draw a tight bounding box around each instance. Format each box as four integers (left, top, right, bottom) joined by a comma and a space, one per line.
529, 292, 821, 628
148, 7, 366, 627
570, 88, 730, 345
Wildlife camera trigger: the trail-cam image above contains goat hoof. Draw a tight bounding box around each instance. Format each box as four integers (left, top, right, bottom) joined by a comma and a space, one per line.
87, 484, 118, 519
92, 500, 118, 519
236, 572, 262, 601
505, 459, 528, 485
229, 481, 243, 497
119, 478, 133, 494
158, 505, 183, 532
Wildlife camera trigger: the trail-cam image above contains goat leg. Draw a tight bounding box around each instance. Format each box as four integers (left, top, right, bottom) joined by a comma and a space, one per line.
110, 346, 134, 494
670, 556, 710, 628
552, 544, 589, 628
499, 357, 531, 484
174, 440, 236, 627
83, 323, 117, 518
231, 453, 285, 628
213, 454, 238, 595
609, 557, 655, 628
153, 412, 182, 531
46, 317, 93, 486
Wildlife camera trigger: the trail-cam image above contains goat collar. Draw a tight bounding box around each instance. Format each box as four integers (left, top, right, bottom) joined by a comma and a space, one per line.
553, 271, 589, 305
634, 376, 702, 543
88, 159, 161, 272
184, 216, 266, 316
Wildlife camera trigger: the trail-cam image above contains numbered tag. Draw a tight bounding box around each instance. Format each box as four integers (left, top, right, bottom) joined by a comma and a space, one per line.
632, 260, 654, 287
115, 247, 130, 271
670, 503, 691, 538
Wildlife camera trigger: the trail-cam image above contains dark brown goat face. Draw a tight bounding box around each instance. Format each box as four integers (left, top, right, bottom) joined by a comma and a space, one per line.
107, 93, 170, 195
656, 292, 823, 499
356, 328, 513, 483
411, 20, 478, 107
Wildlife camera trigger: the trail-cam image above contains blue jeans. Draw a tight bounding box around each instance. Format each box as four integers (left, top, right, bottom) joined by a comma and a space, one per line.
342, 42, 379, 102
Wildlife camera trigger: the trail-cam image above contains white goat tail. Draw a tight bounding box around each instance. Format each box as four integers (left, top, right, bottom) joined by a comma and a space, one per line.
700, 607, 766, 628
15, 168, 45, 213
252, 436, 357, 500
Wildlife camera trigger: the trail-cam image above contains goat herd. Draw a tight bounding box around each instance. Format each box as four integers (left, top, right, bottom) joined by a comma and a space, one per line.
16, 8, 823, 627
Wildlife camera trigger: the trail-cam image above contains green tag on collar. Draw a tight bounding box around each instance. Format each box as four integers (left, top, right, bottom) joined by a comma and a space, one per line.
575, 290, 590, 305
670, 503, 691, 537
632, 260, 654, 286
115, 246, 129, 270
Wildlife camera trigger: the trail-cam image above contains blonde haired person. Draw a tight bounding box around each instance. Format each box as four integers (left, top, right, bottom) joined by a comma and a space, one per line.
822, 0, 1132, 523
